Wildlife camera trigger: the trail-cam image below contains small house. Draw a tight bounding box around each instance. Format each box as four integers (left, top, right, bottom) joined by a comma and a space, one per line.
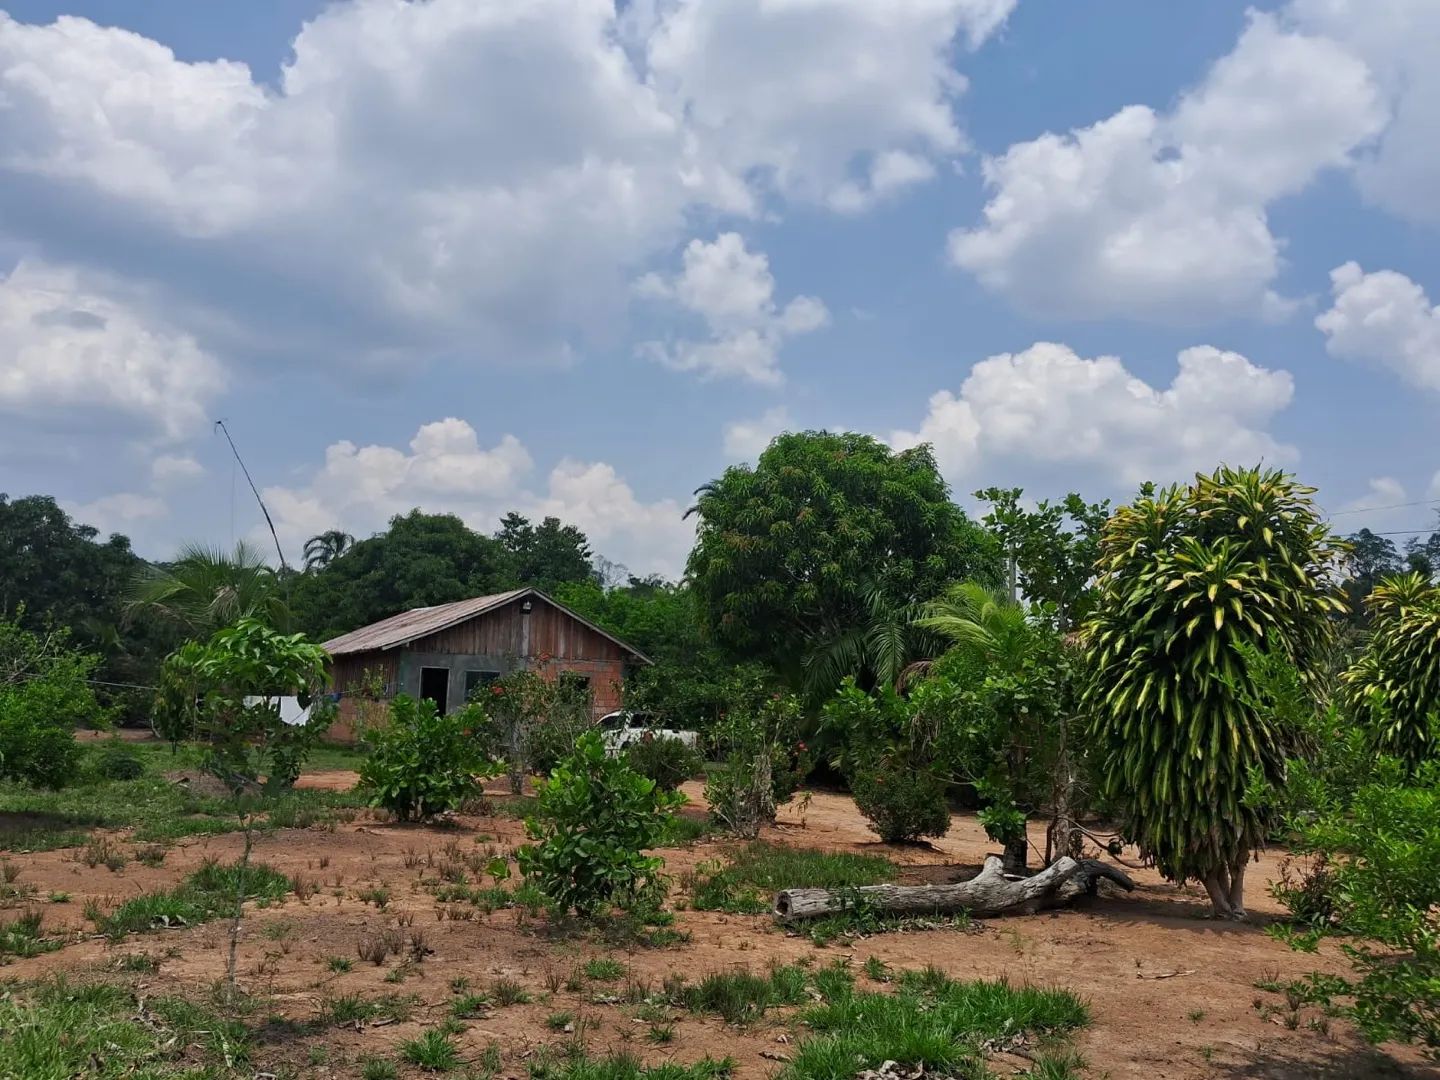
321, 587, 649, 739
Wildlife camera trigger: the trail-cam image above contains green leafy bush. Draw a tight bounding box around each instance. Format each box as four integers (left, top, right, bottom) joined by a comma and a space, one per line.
705, 686, 810, 837
850, 764, 951, 843
1272, 761, 1440, 1058
624, 736, 703, 792
518, 731, 682, 915
360, 695, 499, 822
153, 618, 331, 793
0, 615, 98, 788
90, 741, 146, 782
484, 670, 594, 791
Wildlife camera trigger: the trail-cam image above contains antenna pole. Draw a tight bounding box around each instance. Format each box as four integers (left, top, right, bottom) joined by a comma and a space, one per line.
214, 419, 289, 571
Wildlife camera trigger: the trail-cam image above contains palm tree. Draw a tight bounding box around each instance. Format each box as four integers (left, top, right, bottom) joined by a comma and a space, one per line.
917, 581, 1043, 872
125, 540, 290, 636
800, 581, 938, 700
303, 530, 354, 571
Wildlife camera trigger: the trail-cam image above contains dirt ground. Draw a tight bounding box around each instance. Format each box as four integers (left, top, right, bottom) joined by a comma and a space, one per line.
3, 771, 1435, 1080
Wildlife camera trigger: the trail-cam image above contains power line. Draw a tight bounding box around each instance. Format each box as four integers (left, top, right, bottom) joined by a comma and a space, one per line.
1325, 497, 1440, 518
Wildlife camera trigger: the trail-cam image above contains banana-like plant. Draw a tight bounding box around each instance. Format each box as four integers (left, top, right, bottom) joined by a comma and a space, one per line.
1082, 466, 1346, 918
1343, 572, 1440, 770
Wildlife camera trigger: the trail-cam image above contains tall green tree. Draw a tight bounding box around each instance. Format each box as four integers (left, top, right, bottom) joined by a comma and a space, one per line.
0, 493, 175, 720
0, 493, 139, 643
974, 488, 1110, 630
1082, 465, 1346, 918
686, 431, 1000, 696
291, 510, 509, 640
1404, 512, 1440, 581
918, 582, 1067, 871
1341, 528, 1403, 620
1342, 572, 1440, 770
303, 530, 354, 571
126, 540, 290, 637
552, 576, 739, 730
495, 512, 594, 591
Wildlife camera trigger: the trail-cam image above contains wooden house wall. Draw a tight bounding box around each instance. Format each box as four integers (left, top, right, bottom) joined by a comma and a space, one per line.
323, 597, 633, 742
406, 597, 627, 664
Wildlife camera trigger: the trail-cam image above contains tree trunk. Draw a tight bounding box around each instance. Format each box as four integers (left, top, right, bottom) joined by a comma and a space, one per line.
1201, 871, 1233, 917
1227, 853, 1249, 919
774, 856, 1133, 921
1002, 834, 1029, 875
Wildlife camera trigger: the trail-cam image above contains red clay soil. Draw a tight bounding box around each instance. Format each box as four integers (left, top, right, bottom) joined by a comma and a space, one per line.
3, 774, 1435, 1080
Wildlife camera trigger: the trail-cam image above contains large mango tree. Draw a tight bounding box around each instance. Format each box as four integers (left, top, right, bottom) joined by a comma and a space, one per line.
1082, 466, 1345, 918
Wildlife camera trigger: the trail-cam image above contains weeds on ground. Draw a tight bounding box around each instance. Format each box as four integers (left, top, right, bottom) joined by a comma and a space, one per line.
0, 910, 61, 960
317, 991, 418, 1026
528, 1049, 735, 1080
676, 963, 813, 1023
360, 1057, 399, 1080
401, 1029, 461, 1071
584, 957, 626, 981
685, 843, 893, 915
87, 858, 291, 939
779, 968, 1089, 1080
492, 977, 532, 1005
0, 977, 248, 1077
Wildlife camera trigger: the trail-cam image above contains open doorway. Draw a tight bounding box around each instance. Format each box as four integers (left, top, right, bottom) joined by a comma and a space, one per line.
419, 667, 450, 714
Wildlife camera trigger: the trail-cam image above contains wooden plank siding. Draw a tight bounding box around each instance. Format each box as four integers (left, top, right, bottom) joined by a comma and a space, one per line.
323, 595, 634, 743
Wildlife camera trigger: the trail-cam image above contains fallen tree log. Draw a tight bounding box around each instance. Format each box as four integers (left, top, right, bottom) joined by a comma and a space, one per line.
773, 855, 1134, 921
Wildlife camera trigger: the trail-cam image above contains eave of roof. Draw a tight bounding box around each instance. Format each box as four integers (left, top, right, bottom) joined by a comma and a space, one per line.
321, 586, 652, 664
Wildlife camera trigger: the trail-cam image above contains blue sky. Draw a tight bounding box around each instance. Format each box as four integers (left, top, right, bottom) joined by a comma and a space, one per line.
1, 0, 1436, 576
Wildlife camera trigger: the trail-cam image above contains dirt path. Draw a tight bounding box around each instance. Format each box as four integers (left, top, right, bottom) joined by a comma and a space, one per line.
3, 772, 1434, 1079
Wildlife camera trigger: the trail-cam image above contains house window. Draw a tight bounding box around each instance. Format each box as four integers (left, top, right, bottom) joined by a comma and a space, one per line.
558, 672, 591, 697
464, 669, 501, 702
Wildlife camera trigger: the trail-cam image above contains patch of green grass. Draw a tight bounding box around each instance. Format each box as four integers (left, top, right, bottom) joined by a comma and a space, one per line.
1022, 1050, 1089, 1080
529, 1050, 735, 1080
451, 993, 491, 1019
677, 964, 811, 1023
326, 955, 353, 973
0, 750, 370, 852
401, 1029, 461, 1071
89, 857, 291, 939
584, 957, 626, 982
547, 1010, 575, 1031
0, 977, 249, 1077
780, 970, 1089, 1080
356, 886, 391, 908
112, 952, 161, 973
318, 992, 418, 1026
0, 909, 62, 960
360, 1057, 399, 1080
686, 843, 894, 915
492, 977, 532, 1005
662, 814, 712, 846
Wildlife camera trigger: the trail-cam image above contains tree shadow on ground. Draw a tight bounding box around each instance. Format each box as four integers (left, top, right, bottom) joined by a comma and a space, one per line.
1209, 1037, 1434, 1079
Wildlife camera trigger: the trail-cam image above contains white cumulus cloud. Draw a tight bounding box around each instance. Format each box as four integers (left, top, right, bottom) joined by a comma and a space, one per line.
0, 1, 1012, 372
636, 233, 828, 384
1316, 262, 1440, 392
262, 417, 692, 577
891, 341, 1296, 490
0, 260, 226, 440
722, 407, 794, 460
949, 9, 1387, 321
1289, 0, 1440, 225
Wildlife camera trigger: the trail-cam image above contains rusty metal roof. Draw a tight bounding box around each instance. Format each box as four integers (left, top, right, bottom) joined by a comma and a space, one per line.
321, 587, 650, 662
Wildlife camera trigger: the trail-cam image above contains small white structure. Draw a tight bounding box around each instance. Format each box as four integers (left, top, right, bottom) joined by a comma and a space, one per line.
243, 695, 312, 727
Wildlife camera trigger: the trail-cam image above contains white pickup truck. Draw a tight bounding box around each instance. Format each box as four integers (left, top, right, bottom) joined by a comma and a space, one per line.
598, 710, 700, 755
